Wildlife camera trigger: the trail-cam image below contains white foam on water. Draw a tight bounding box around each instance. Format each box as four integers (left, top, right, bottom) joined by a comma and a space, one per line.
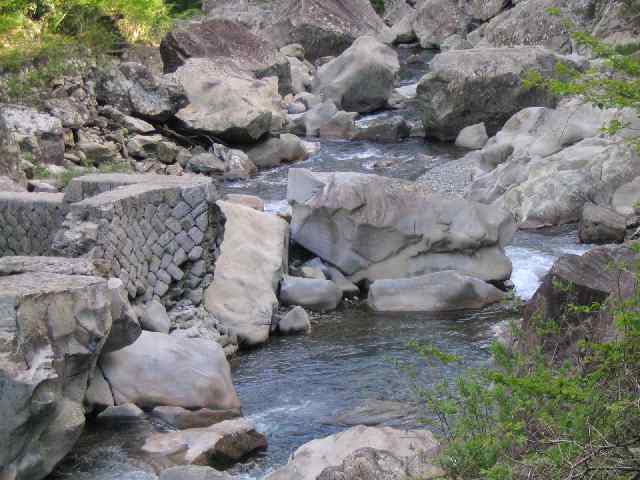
394, 83, 418, 99
506, 246, 556, 300
333, 147, 381, 161
248, 400, 317, 434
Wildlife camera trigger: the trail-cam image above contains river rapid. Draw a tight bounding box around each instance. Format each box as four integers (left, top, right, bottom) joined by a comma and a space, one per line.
49, 45, 591, 480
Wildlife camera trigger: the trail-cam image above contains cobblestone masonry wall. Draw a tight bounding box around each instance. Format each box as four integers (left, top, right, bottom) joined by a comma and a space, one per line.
53, 174, 222, 309
0, 192, 68, 256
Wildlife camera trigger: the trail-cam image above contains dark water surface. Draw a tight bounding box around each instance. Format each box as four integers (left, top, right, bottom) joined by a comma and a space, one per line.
49, 46, 591, 480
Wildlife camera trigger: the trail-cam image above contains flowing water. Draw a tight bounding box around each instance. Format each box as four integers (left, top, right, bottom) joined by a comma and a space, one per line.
49, 45, 591, 480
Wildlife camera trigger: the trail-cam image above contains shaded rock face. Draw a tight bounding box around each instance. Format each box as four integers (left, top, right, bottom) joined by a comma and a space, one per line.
312, 36, 399, 113
522, 244, 638, 363
169, 58, 283, 144
578, 203, 626, 245
0, 272, 121, 480
245, 133, 309, 168
416, 47, 562, 140
205, 201, 289, 347
270, 0, 392, 61
288, 168, 515, 284
160, 18, 292, 96
0, 104, 65, 166
96, 62, 188, 122
367, 271, 505, 312
99, 331, 241, 410
0, 113, 25, 185
412, 0, 472, 49
265, 425, 440, 480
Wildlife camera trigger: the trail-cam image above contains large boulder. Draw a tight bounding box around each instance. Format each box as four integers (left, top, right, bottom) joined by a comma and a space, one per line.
288, 168, 516, 284
368, 271, 506, 312
205, 201, 289, 346
411, 0, 472, 49
265, 425, 440, 480
270, 0, 392, 61
612, 177, 640, 217
470, 0, 575, 52
169, 58, 284, 144
521, 244, 638, 362
578, 203, 626, 245
100, 331, 241, 410
312, 36, 399, 113
0, 104, 65, 166
95, 62, 188, 122
160, 18, 292, 96
0, 113, 25, 185
416, 47, 564, 140
0, 272, 118, 480
245, 133, 310, 168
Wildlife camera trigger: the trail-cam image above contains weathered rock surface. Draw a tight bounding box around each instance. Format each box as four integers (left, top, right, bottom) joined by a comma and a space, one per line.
522, 244, 638, 362
368, 271, 505, 312
416, 47, 564, 140
138, 299, 171, 333
96, 62, 188, 122
412, 0, 472, 48
578, 203, 626, 245
288, 168, 515, 283
612, 177, 640, 217
1, 104, 65, 165
312, 36, 399, 113
0, 256, 108, 277
0, 273, 114, 480
142, 418, 267, 465
169, 58, 283, 144
468, 136, 640, 228
246, 134, 309, 168
280, 276, 342, 312
0, 113, 25, 185
160, 18, 292, 96
100, 331, 241, 410
104, 278, 143, 353
455, 123, 489, 150
205, 201, 289, 346
97, 403, 145, 420
265, 425, 440, 480
317, 447, 444, 480
279, 306, 312, 334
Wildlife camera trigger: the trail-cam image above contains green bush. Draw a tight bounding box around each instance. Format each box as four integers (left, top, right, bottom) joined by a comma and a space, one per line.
370, 0, 385, 15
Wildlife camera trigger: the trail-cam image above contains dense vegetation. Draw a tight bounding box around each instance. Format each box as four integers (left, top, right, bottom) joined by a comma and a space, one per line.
0, 0, 200, 100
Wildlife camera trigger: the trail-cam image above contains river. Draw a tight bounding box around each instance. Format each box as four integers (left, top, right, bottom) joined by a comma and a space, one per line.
49, 45, 591, 480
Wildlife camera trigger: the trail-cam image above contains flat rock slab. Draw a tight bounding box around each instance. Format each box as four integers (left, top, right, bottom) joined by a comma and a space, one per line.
142, 418, 267, 465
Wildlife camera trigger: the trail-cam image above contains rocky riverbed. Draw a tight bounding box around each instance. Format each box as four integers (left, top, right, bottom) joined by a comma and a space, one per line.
1, 0, 638, 479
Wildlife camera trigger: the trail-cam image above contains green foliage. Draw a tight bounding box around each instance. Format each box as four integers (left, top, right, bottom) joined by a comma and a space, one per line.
369, 0, 385, 14
399, 249, 640, 479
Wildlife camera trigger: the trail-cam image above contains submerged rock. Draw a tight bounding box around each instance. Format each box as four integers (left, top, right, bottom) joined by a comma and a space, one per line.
368, 271, 506, 312
288, 168, 515, 284
279, 306, 312, 334
312, 36, 400, 113
160, 466, 234, 480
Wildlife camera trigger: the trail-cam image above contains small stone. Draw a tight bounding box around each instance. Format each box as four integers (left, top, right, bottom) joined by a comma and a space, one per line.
279, 306, 311, 335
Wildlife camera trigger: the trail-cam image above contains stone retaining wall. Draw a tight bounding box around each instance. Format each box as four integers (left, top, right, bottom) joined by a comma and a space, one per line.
53, 174, 222, 308
0, 192, 68, 257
